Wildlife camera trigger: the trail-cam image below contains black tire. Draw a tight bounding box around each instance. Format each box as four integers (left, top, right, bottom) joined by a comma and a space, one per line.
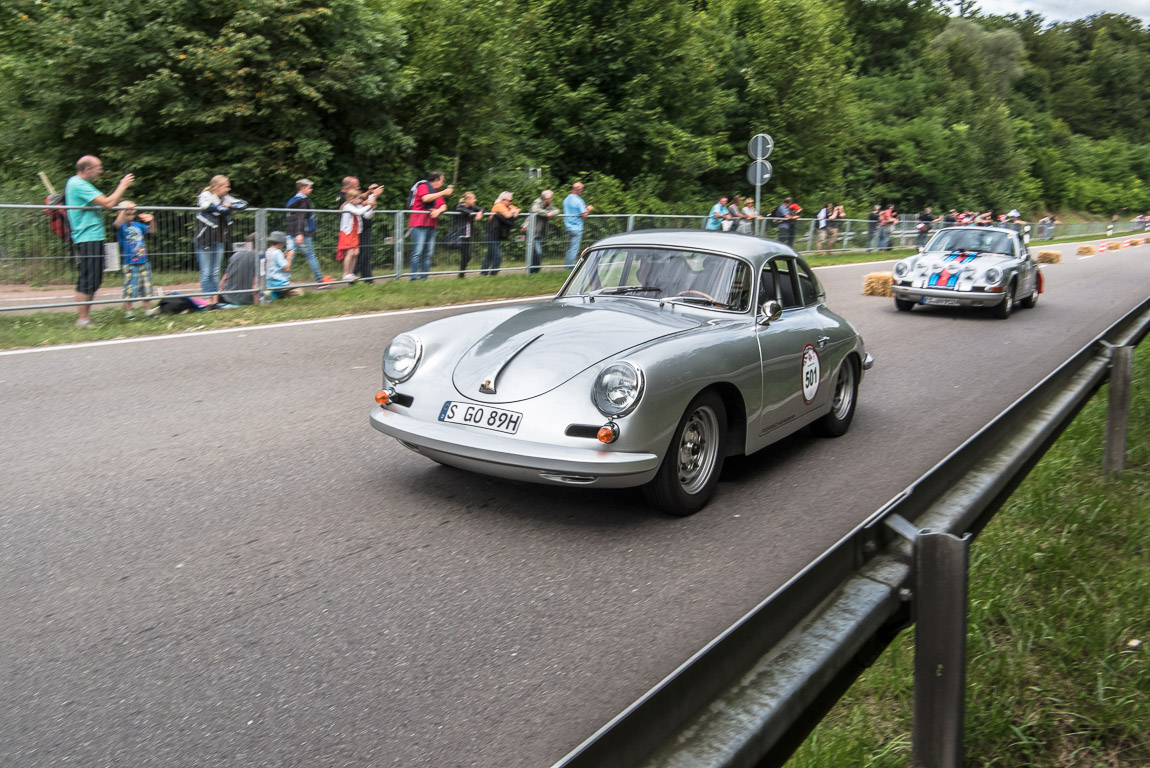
811, 357, 858, 437
992, 282, 1014, 319
1019, 280, 1039, 309
643, 391, 727, 517
894, 297, 916, 312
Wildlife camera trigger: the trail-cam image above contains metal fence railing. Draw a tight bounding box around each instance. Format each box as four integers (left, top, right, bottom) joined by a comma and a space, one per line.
2, 201, 1145, 311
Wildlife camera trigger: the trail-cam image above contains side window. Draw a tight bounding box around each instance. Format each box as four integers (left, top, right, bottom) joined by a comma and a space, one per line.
772, 258, 801, 309
759, 265, 777, 305
726, 261, 752, 312
796, 261, 822, 306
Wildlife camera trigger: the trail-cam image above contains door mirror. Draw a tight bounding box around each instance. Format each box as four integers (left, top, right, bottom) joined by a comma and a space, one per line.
758, 299, 783, 326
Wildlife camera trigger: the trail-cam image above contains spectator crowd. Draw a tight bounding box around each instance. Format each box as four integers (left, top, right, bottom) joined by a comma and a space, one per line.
57, 152, 1142, 328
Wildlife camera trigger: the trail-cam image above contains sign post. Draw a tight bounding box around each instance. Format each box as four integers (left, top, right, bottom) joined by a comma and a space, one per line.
747, 133, 774, 236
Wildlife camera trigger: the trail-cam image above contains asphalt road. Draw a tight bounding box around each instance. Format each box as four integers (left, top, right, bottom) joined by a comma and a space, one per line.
1, 239, 1147, 767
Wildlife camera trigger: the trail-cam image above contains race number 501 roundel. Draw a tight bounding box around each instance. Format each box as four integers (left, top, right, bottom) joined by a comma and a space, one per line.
801, 344, 821, 404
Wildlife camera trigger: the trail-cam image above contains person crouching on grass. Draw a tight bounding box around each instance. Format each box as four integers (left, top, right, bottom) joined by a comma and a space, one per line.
114, 201, 156, 319
265, 230, 302, 300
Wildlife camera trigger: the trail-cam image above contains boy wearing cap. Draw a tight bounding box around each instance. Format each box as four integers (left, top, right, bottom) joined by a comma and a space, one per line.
265, 231, 301, 299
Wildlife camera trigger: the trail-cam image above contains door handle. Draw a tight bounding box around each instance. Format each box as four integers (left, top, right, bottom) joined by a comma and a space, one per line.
817, 335, 830, 349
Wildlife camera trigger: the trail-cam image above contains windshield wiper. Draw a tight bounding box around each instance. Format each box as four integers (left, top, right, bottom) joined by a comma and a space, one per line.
592, 285, 662, 296
667, 296, 726, 308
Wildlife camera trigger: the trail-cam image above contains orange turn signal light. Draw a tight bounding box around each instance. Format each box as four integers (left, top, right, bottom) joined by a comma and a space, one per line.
597, 424, 619, 444
375, 390, 390, 405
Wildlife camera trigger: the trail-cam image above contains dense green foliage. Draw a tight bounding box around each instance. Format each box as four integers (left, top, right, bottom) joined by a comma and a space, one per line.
0, 0, 1147, 215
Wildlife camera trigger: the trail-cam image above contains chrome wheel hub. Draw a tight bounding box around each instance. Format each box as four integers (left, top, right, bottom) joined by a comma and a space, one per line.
677, 406, 719, 494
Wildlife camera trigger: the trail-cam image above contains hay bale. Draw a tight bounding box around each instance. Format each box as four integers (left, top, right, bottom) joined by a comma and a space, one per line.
863, 272, 893, 297
1077, 245, 1096, 255
1037, 250, 1061, 264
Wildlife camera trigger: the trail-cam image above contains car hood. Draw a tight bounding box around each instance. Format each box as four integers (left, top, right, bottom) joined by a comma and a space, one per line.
451, 300, 702, 403
918, 250, 1015, 269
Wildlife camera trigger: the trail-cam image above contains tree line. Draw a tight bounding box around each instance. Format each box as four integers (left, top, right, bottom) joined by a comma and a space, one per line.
1, 0, 1147, 217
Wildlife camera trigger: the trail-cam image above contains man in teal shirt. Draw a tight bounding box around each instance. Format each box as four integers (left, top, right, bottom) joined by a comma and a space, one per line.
706, 196, 731, 231
562, 182, 593, 268
65, 155, 133, 327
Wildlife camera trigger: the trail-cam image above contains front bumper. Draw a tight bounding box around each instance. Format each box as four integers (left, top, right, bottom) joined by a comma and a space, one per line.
369, 405, 661, 488
891, 283, 1005, 307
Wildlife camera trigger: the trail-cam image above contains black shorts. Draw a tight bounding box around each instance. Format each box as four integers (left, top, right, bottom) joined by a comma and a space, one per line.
75, 241, 105, 295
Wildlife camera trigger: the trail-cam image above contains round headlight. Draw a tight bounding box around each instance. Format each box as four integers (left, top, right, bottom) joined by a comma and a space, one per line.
984, 267, 1002, 284
894, 261, 910, 278
384, 333, 422, 383
593, 362, 644, 417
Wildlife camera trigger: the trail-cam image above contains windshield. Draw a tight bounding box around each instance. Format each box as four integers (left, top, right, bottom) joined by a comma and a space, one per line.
927, 229, 1014, 255
561, 248, 753, 311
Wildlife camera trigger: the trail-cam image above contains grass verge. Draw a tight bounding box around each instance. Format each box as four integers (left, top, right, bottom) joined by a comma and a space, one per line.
788, 345, 1150, 766
0, 273, 568, 350
0, 230, 1122, 350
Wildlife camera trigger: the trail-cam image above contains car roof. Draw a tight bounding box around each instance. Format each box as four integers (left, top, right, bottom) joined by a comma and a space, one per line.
588, 229, 798, 267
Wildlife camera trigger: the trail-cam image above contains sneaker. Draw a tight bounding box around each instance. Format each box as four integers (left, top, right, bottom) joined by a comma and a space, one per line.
125, 312, 136, 321
76, 319, 102, 329
343, 274, 357, 281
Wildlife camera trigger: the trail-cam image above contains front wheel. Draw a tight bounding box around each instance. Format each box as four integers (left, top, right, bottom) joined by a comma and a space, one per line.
992, 283, 1014, 319
643, 391, 727, 517
811, 358, 858, 437
1019, 281, 1039, 309
894, 296, 916, 312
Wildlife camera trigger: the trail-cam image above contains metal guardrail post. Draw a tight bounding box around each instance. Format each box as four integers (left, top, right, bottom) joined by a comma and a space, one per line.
525, 214, 536, 273
255, 208, 268, 304
394, 211, 404, 279
912, 530, 971, 768
1103, 345, 1134, 475
627, 214, 635, 232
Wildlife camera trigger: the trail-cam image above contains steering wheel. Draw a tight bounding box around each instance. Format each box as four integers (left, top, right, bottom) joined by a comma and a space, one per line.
675, 289, 718, 303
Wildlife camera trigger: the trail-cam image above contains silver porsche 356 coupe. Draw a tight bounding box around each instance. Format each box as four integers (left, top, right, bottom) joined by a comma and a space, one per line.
890, 225, 1042, 318
370, 230, 873, 515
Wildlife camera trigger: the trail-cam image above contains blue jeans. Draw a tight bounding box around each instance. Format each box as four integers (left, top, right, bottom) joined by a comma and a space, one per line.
482, 240, 503, 276
528, 240, 543, 274
195, 241, 225, 294
876, 227, 891, 251
565, 229, 583, 267
409, 227, 435, 280
299, 235, 321, 282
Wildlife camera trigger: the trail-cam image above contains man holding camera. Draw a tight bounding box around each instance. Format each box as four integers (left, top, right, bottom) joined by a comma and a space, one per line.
65, 155, 133, 328
408, 171, 453, 281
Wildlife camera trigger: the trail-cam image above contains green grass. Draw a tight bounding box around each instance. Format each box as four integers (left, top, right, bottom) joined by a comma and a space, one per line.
788, 347, 1150, 767
0, 272, 569, 349
0, 227, 1128, 350
0, 246, 909, 349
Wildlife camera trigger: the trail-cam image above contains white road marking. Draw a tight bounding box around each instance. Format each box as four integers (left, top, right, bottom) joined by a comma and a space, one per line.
0, 295, 553, 357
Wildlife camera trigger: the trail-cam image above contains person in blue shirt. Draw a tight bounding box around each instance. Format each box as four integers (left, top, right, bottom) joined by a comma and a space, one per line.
265, 231, 302, 300
64, 155, 134, 327
562, 182, 593, 268
706, 196, 732, 231
113, 201, 155, 318
286, 178, 322, 283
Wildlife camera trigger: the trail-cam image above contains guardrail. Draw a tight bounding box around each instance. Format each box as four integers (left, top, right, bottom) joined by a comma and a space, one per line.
550, 294, 1150, 768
